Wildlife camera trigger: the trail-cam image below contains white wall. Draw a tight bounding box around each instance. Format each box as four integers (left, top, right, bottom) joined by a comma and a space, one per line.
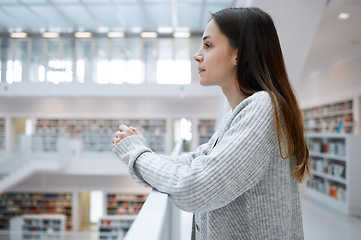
247, 0, 327, 84
10, 174, 149, 193
0, 95, 219, 119
295, 53, 361, 108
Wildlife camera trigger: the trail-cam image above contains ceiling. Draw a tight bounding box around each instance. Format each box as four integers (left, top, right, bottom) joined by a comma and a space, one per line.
301, 0, 361, 77
0, 0, 360, 78
0, 0, 238, 34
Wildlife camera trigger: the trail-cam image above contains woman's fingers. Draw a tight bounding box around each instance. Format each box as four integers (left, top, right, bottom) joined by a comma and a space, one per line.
119, 124, 136, 136
113, 125, 140, 149
115, 131, 126, 139
114, 136, 121, 144
130, 126, 144, 138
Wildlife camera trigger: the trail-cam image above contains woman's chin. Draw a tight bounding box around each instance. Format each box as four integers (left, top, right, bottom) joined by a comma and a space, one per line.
199, 79, 210, 86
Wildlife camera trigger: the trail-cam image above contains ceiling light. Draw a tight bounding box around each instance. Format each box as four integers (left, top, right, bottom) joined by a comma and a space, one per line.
157, 26, 173, 34
140, 32, 158, 38
338, 13, 350, 20
10, 32, 27, 38
107, 32, 125, 38
74, 32, 92, 38
173, 32, 191, 38
42, 32, 59, 38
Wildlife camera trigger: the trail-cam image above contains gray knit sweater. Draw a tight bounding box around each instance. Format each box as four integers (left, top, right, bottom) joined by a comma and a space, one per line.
113, 91, 304, 239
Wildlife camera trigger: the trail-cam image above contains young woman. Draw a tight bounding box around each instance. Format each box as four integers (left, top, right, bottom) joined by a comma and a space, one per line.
112, 7, 310, 240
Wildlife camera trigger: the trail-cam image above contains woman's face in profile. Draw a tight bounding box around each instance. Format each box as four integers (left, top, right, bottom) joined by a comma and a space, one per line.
193, 19, 238, 89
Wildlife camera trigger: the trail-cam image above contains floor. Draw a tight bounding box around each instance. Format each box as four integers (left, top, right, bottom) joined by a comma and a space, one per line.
301, 196, 361, 240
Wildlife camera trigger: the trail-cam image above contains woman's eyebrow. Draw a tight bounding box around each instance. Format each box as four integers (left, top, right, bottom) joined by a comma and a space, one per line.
203, 35, 211, 41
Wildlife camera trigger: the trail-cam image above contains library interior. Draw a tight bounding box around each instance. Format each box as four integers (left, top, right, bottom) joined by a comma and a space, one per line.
0, 0, 361, 239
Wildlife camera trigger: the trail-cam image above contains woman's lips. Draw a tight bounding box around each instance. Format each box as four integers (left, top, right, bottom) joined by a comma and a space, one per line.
198, 68, 205, 74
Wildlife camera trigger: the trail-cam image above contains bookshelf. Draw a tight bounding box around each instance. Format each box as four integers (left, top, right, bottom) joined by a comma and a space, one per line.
98, 215, 136, 240
34, 118, 167, 153
305, 133, 361, 216
198, 119, 216, 145
10, 214, 66, 240
106, 193, 147, 216
0, 192, 72, 231
303, 99, 354, 133
0, 118, 5, 151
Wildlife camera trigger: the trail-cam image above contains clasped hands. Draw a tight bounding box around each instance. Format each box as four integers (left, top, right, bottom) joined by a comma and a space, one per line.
112, 124, 143, 149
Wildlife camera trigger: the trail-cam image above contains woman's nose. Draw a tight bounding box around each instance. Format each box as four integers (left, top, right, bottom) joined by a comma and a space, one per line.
193, 54, 203, 62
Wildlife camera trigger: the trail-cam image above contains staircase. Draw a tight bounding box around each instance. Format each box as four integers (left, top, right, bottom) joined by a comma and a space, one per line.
0, 158, 63, 193
0, 135, 69, 193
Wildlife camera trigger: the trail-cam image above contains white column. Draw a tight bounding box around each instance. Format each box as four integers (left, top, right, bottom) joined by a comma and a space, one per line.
5, 116, 12, 155
191, 117, 199, 151
72, 191, 79, 231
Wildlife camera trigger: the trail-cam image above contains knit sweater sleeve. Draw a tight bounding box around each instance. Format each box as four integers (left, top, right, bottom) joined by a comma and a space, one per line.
113, 92, 277, 212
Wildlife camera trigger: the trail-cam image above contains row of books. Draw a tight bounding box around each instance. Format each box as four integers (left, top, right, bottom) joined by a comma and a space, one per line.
305, 117, 353, 133
0, 118, 5, 151
107, 206, 142, 215
23, 219, 62, 227
35, 119, 166, 136
99, 217, 135, 240
308, 141, 346, 156
0, 193, 71, 200
22, 234, 62, 240
310, 158, 346, 179
305, 115, 353, 126
1, 201, 71, 207
302, 99, 354, 134
0, 201, 71, 207
107, 194, 147, 202
33, 118, 167, 153
99, 236, 121, 240
198, 120, 215, 145
100, 220, 132, 228
306, 178, 347, 202
303, 100, 353, 117
0, 193, 72, 231
107, 201, 144, 208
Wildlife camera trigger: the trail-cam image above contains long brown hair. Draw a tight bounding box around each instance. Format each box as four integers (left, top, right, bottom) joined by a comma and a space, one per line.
212, 7, 310, 182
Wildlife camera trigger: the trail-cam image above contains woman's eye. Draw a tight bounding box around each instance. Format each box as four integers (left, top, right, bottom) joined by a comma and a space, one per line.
204, 43, 211, 49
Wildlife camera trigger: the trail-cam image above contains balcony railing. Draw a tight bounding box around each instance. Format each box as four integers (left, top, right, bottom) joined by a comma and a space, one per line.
122, 139, 193, 240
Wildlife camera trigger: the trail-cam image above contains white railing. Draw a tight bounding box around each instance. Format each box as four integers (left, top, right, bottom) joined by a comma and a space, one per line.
123, 138, 193, 240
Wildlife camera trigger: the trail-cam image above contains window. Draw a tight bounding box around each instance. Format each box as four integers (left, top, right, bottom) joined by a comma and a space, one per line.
6, 38, 29, 83
95, 37, 143, 84
76, 39, 94, 83
0, 35, 195, 85
47, 60, 73, 84
90, 191, 103, 223
157, 38, 191, 84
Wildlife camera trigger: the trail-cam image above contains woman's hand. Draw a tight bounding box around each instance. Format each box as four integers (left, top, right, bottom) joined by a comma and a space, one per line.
112, 124, 143, 149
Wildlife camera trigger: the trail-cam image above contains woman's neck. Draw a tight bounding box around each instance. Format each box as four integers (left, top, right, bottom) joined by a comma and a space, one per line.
221, 85, 247, 110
